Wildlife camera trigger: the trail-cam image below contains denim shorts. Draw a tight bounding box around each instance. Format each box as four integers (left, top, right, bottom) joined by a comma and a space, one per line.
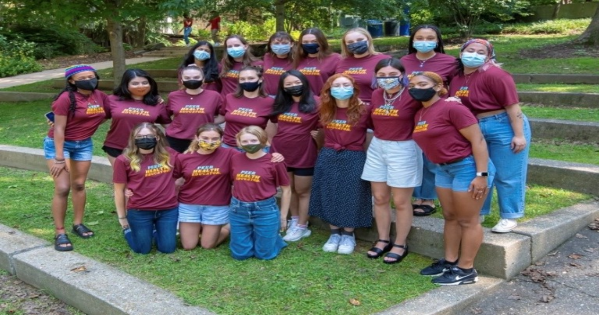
361, 137, 423, 188
43, 136, 93, 161
435, 155, 495, 192
221, 142, 270, 153
178, 203, 230, 225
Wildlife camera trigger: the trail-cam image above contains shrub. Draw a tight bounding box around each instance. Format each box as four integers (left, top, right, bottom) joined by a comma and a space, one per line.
0, 35, 42, 78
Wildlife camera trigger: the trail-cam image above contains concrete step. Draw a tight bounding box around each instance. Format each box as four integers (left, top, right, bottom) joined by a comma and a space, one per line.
529, 118, 599, 143
519, 91, 599, 108
528, 157, 599, 196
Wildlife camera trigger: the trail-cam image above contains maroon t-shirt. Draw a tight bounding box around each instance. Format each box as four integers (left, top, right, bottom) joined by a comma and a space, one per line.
323, 105, 372, 151
370, 88, 421, 141
174, 147, 239, 206
263, 53, 293, 95
165, 89, 222, 140
449, 66, 519, 116
220, 60, 264, 97
113, 153, 178, 210
270, 98, 321, 168
412, 100, 478, 164
401, 53, 458, 87
230, 153, 290, 202
296, 53, 341, 96
220, 94, 275, 146
48, 90, 108, 141
103, 95, 172, 150
335, 54, 389, 103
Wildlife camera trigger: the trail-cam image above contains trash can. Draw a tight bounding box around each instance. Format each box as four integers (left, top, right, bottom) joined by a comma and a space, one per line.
367, 20, 384, 38
384, 19, 399, 36
399, 7, 410, 36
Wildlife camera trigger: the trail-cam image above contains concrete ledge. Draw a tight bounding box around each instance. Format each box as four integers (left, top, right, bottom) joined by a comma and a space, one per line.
12, 245, 213, 315
529, 118, 599, 142
513, 74, 599, 85
51, 79, 179, 93
0, 91, 55, 102
0, 224, 49, 274
527, 158, 599, 196
145, 69, 178, 78
518, 91, 599, 108
514, 201, 599, 262
376, 276, 503, 315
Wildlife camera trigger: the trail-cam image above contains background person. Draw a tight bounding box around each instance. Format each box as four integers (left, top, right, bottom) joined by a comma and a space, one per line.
206, 10, 221, 46
180, 14, 193, 47
219, 34, 263, 96
179, 41, 221, 92
263, 31, 295, 96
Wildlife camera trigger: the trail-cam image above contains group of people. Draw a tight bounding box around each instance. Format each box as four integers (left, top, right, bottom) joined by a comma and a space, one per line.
181, 11, 221, 47
44, 25, 530, 286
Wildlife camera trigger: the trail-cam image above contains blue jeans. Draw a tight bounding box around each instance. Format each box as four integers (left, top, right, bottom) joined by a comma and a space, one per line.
413, 154, 438, 200
478, 112, 531, 219
436, 156, 495, 192
183, 27, 192, 45
124, 207, 178, 254
229, 197, 287, 260
43, 136, 93, 161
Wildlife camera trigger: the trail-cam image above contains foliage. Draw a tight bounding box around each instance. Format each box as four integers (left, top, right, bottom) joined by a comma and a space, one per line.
226, 18, 276, 41
501, 18, 591, 34
0, 34, 42, 77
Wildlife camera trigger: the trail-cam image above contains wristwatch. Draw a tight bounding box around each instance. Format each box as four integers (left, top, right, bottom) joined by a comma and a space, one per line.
476, 172, 489, 177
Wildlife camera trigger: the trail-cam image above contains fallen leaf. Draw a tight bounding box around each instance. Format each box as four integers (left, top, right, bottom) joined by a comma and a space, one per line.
7, 231, 15, 235
534, 261, 545, 266
589, 220, 599, 230
470, 307, 483, 314
349, 298, 361, 306
575, 233, 588, 239
540, 295, 554, 303
569, 262, 581, 267
548, 251, 558, 256
86, 221, 99, 226
584, 248, 595, 253
508, 294, 521, 300
568, 253, 582, 260
70, 266, 87, 272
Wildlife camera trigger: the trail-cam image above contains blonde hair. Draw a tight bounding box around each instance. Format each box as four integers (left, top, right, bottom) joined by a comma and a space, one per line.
410, 71, 448, 96
340, 28, 379, 58
235, 125, 268, 147
185, 123, 224, 153
123, 123, 172, 172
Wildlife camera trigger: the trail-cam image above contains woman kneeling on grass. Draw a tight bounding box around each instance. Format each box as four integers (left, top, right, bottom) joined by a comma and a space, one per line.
113, 123, 178, 254
229, 126, 291, 260
409, 71, 495, 285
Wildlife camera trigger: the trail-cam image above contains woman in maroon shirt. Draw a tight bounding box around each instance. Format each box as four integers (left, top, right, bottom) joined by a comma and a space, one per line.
263, 31, 295, 96
409, 71, 495, 285
220, 35, 263, 96
293, 28, 341, 96
309, 73, 372, 255
271, 70, 321, 242
179, 41, 221, 92
45, 65, 108, 251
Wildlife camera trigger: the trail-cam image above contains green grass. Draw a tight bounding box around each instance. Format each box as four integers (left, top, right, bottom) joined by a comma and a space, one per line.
530, 140, 599, 165
0, 79, 57, 93
522, 105, 599, 122
518, 83, 599, 94
0, 166, 436, 314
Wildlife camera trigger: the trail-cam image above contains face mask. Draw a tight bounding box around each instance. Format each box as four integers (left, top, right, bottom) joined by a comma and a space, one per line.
347, 40, 369, 55
241, 144, 263, 154
135, 137, 157, 150
227, 47, 246, 58
284, 85, 303, 96
239, 81, 261, 92
409, 87, 437, 102
193, 50, 210, 61
74, 78, 98, 91
302, 43, 319, 54
330, 87, 354, 100
413, 41, 437, 53
199, 140, 221, 150
376, 77, 401, 90
183, 79, 203, 89
271, 44, 291, 55
461, 52, 487, 68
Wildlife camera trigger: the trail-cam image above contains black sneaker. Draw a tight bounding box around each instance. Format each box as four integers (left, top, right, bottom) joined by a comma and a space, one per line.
420, 259, 456, 276
432, 266, 478, 285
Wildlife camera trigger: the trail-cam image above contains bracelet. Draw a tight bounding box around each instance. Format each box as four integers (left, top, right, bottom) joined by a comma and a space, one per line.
54, 160, 65, 164
55, 158, 65, 161
118, 216, 126, 219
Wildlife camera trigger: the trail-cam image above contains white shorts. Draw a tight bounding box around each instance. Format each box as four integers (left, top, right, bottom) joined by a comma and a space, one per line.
361, 137, 423, 188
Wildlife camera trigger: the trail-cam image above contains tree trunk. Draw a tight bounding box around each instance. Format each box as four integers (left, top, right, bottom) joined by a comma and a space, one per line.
575, 5, 599, 46
275, 1, 285, 32
107, 17, 126, 87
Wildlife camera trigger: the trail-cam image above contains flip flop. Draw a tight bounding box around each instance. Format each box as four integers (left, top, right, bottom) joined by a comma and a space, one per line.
413, 205, 436, 216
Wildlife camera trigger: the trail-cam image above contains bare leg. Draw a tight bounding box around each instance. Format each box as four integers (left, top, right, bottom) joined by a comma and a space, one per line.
294, 175, 313, 226
200, 224, 230, 249
368, 182, 391, 256
70, 161, 92, 231
452, 191, 485, 269
384, 187, 414, 262
436, 187, 460, 263
180, 222, 201, 250
288, 172, 298, 218
47, 159, 71, 246
107, 155, 117, 167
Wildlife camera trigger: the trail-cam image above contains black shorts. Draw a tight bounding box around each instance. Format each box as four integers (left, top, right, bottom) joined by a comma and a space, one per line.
166, 135, 192, 153
102, 145, 123, 158
286, 167, 315, 177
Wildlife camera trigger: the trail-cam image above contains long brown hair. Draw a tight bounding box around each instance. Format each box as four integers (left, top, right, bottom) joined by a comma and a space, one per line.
319, 73, 365, 126
185, 123, 224, 153
292, 28, 333, 68
233, 66, 268, 98
123, 123, 172, 172
219, 35, 260, 78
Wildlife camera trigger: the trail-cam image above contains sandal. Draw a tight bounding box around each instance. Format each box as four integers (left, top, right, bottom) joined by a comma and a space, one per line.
72, 224, 95, 239
54, 234, 73, 251
383, 244, 409, 264
413, 204, 436, 217
366, 239, 393, 259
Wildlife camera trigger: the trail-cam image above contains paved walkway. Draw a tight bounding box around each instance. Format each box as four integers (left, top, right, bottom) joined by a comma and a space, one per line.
0, 57, 166, 89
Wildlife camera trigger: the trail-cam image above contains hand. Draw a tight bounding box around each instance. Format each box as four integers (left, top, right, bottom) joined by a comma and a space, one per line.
310, 130, 319, 139
468, 176, 489, 200
511, 136, 527, 153
118, 217, 129, 229
280, 219, 287, 232
47, 119, 55, 128
445, 97, 462, 103
125, 189, 134, 198
271, 152, 285, 163
50, 159, 68, 177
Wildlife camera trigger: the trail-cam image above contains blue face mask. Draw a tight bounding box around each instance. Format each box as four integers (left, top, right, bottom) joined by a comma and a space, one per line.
461, 52, 487, 68
227, 47, 246, 58
413, 41, 437, 53
271, 44, 291, 55
330, 87, 354, 100
376, 77, 402, 90
302, 43, 319, 54
193, 50, 210, 61
347, 40, 369, 55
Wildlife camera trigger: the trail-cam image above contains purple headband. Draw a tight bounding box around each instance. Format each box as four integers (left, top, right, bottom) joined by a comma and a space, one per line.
461, 39, 496, 60
65, 65, 96, 78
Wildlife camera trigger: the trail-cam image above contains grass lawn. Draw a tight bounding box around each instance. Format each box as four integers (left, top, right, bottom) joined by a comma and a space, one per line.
522, 105, 599, 122
530, 140, 599, 165
518, 83, 599, 94
0, 166, 436, 315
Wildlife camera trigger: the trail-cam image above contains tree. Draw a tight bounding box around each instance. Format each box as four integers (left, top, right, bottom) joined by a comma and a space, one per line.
575, 4, 599, 46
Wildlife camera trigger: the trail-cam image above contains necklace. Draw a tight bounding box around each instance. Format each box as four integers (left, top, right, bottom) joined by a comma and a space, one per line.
416, 52, 436, 68
383, 87, 404, 105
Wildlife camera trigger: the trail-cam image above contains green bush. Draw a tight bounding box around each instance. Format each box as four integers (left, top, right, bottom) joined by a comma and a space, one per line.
501, 18, 591, 35
225, 18, 276, 41
0, 35, 42, 78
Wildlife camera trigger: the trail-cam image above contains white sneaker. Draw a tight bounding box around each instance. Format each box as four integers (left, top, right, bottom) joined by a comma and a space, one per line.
337, 234, 356, 255
323, 234, 342, 252
491, 219, 518, 233
287, 218, 298, 231
283, 226, 312, 242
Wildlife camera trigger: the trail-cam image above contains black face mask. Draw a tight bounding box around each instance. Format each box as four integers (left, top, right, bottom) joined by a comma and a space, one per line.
302, 43, 319, 54
347, 41, 369, 55
284, 85, 303, 96
408, 87, 437, 102
74, 78, 98, 91
183, 79, 203, 89
240, 81, 261, 92
135, 138, 157, 150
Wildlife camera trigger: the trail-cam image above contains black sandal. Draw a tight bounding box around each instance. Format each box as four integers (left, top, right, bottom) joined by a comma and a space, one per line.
383, 244, 409, 264
367, 239, 393, 259
54, 234, 73, 251
72, 224, 94, 239
413, 205, 436, 216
